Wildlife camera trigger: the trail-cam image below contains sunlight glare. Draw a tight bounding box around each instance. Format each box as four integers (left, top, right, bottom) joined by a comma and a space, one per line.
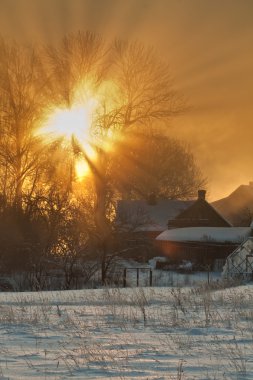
45, 100, 96, 145
75, 157, 90, 181
42, 98, 98, 179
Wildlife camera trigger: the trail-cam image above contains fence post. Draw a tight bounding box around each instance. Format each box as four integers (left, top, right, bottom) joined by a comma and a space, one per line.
123, 268, 127, 288
207, 265, 210, 285
149, 269, 153, 287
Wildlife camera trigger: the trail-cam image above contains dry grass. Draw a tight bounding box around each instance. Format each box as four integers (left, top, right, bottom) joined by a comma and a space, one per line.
0, 283, 252, 378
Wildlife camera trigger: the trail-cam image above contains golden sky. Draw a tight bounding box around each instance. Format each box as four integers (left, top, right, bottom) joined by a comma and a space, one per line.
0, 0, 253, 200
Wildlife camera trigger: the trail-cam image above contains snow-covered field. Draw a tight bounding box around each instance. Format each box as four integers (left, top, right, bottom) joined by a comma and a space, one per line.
0, 284, 252, 379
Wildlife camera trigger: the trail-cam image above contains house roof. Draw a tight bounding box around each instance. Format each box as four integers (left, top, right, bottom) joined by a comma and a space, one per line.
212, 183, 253, 226
116, 199, 193, 231
170, 194, 231, 228
156, 227, 252, 244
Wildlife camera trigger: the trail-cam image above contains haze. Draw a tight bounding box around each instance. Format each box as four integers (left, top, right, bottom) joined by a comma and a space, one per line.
1, 0, 252, 200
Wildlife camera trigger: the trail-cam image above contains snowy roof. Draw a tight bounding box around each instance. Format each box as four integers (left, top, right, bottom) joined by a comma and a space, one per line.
116, 199, 193, 231
156, 227, 252, 244
134, 224, 166, 232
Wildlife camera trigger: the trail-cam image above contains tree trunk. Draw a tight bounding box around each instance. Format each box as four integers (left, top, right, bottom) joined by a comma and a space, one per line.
93, 153, 111, 285
14, 124, 23, 210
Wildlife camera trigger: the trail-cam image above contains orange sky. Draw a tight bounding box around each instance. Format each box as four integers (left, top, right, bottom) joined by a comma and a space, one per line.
1, 0, 253, 200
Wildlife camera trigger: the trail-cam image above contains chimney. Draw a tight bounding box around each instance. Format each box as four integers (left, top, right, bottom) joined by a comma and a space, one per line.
198, 189, 206, 200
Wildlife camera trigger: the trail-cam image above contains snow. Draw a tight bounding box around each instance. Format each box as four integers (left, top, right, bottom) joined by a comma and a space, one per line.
156, 226, 252, 243
148, 256, 167, 269
0, 283, 253, 379
178, 260, 193, 271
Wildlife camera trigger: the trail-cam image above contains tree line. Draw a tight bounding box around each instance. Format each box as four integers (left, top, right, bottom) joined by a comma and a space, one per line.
0, 31, 206, 289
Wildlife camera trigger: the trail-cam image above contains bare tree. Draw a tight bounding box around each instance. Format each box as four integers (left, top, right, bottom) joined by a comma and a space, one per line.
111, 40, 185, 127
44, 31, 108, 108
0, 38, 47, 209
110, 128, 206, 200
44, 32, 187, 284
0, 33, 204, 286
90, 42, 186, 283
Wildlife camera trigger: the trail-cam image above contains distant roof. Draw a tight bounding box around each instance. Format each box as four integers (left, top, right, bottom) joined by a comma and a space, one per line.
212, 183, 253, 226
116, 199, 193, 231
156, 227, 252, 244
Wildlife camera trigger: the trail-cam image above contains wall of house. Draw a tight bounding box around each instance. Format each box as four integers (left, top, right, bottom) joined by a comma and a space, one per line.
155, 240, 238, 267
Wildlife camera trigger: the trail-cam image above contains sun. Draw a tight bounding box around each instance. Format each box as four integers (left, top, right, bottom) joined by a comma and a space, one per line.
75, 157, 90, 180
41, 98, 98, 179
44, 99, 96, 148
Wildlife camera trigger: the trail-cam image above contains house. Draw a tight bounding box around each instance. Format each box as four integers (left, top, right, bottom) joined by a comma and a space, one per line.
156, 226, 252, 270
168, 190, 231, 228
116, 190, 229, 234
116, 190, 239, 266
212, 182, 253, 226
116, 197, 193, 238
115, 197, 193, 261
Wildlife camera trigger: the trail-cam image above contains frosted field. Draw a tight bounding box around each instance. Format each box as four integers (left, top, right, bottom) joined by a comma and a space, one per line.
0, 284, 252, 379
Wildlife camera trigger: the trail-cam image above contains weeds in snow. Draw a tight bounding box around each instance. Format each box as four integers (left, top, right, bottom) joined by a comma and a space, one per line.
0, 284, 252, 379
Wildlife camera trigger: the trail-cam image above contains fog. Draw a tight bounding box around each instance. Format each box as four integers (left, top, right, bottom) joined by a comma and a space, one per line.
0, 0, 252, 200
